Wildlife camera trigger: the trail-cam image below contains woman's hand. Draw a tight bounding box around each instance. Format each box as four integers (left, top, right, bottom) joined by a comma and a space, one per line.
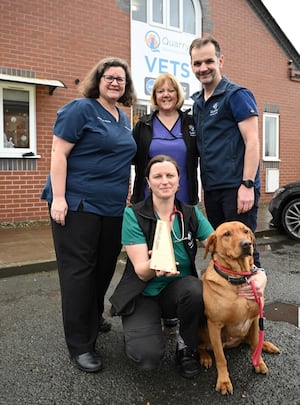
51, 197, 68, 226
237, 270, 267, 300
153, 268, 180, 277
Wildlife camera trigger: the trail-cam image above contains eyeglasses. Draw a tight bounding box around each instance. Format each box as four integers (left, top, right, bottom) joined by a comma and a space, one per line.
156, 89, 176, 94
102, 75, 126, 84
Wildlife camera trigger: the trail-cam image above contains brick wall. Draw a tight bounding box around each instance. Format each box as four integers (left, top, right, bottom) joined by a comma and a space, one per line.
0, 0, 130, 222
0, 0, 299, 222
208, 0, 300, 194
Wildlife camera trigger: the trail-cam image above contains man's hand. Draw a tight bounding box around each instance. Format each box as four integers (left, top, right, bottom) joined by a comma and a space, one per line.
237, 270, 267, 300
237, 185, 254, 214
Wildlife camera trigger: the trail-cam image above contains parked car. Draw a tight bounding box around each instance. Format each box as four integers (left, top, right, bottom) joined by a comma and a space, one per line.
269, 181, 300, 241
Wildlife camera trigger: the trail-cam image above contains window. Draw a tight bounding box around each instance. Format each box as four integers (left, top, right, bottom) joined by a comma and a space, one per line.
152, 0, 163, 24
263, 113, 279, 160
132, 0, 147, 22
0, 81, 36, 158
169, 0, 180, 28
133, 104, 149, 126
183, 0, 196, 34
132, 0, 196, 34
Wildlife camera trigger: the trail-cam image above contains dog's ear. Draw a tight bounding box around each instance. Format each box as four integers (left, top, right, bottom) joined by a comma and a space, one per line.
204, 232, 216, 259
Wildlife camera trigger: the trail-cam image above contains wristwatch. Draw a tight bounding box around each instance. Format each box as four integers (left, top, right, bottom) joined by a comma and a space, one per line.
241, 180, 254, 188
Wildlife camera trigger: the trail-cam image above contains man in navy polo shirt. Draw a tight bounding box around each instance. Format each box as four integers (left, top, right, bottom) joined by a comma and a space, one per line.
189, 35, 264, 276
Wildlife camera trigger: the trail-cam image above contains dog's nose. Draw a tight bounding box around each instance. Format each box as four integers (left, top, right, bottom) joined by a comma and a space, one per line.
241, 240, 252, 253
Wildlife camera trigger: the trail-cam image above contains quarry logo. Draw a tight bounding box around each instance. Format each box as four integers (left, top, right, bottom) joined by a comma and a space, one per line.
145, 30, 189, 53
145, 31, 160, 52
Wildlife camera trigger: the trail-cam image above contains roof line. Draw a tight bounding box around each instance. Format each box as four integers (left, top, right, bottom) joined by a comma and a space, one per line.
246, 0, 300, 68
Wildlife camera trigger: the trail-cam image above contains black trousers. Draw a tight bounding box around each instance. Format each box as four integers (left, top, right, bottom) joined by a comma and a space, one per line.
204, 187, 261, 266
122, 276, 205, 370
51, 210, 122, 357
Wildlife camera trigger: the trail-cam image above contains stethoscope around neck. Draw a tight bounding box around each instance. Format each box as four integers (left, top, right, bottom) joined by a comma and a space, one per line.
169, 205, 189, 243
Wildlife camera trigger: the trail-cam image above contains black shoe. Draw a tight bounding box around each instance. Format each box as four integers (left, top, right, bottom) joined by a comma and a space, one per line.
99, 316, 112, 333
73, 351, 103, 373
176, 345, 201, 379
163, 318, 178, 328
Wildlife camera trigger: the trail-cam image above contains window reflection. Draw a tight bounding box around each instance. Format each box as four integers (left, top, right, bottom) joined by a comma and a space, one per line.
265, 116, 276, 157
3, 89, 30, 148
132, 0, 147, 22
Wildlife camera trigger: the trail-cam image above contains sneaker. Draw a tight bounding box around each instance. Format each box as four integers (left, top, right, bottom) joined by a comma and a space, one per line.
163, 318, 178, 328
176, 345, 201, 378
99, 316, 112, 333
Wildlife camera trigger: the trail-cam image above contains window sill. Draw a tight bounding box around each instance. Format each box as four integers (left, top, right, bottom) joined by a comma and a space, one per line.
263, 158, 281, 162
0, 154, 41, 159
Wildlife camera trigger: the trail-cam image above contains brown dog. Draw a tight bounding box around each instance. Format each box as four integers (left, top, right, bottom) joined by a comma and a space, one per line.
198, 221, 280, 395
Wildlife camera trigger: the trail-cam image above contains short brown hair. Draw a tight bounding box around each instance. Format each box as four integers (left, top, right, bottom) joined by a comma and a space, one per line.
189, 35, 221, 58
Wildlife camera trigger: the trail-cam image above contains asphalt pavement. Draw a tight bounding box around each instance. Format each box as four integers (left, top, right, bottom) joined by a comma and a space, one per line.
0, 205, 299, 404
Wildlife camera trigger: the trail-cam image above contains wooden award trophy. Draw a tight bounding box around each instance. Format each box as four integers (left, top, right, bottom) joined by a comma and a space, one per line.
150, 220, 177, 273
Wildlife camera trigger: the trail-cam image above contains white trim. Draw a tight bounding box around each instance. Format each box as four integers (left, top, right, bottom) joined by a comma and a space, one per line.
263, 112, 279, 160
0, 73, 66, 94
0, 81, 36, 158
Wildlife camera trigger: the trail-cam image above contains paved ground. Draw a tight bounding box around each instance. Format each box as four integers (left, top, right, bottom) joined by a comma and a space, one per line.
0, 205, 299, 404
0, 204, 275, 277
0, 234, 299, 405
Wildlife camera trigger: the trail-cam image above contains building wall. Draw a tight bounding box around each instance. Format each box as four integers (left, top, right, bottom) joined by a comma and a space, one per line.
208, 0, 300, 193
0, 0, 130, 222
0, 0, 299, 222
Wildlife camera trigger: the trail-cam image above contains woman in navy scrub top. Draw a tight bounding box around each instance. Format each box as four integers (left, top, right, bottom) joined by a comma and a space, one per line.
41, 57, 137, 373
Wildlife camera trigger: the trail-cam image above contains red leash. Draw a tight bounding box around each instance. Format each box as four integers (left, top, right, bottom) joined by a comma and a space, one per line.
249, 280, 264, 367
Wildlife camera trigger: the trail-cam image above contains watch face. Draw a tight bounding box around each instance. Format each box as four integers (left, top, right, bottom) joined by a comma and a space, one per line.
242, 180, 254, 188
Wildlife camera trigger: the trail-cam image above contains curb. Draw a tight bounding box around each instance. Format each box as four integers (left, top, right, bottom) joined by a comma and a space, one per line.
0, 229, 280, 279
0, 260, 58, 279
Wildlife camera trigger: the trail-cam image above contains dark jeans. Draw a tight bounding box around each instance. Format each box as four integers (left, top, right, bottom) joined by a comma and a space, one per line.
51, 210, 122, 356
204, 187, 261, 266
122, 276, 205, 370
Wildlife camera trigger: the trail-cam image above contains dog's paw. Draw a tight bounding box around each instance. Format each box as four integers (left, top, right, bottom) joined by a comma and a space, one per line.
254, 360, 268, 374
262, 341, 280, 354
198, 348, 212, 368
216, 377, 233, 395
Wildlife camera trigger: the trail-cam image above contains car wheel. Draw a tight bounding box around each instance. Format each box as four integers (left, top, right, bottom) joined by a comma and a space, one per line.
281, 198, 300, 241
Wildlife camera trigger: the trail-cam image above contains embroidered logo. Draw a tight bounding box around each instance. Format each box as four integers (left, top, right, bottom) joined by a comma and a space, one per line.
188, 125, 196, 136
187, 232, 194, 249
209, 102, 219, 116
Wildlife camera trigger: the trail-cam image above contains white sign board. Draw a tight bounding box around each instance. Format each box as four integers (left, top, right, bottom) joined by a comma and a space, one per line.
131, 21, 200, 104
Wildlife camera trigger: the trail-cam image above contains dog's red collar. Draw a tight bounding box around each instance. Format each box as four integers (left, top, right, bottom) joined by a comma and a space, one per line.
213, 260, 257, 285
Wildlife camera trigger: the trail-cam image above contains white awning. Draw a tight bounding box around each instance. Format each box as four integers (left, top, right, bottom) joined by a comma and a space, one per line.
0, 73, 67, 95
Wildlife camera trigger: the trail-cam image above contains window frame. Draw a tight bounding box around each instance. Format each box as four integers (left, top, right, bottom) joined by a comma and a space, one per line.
262, 112, 280, 161
0, 81, 36, 158
147, 0, 194, 33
